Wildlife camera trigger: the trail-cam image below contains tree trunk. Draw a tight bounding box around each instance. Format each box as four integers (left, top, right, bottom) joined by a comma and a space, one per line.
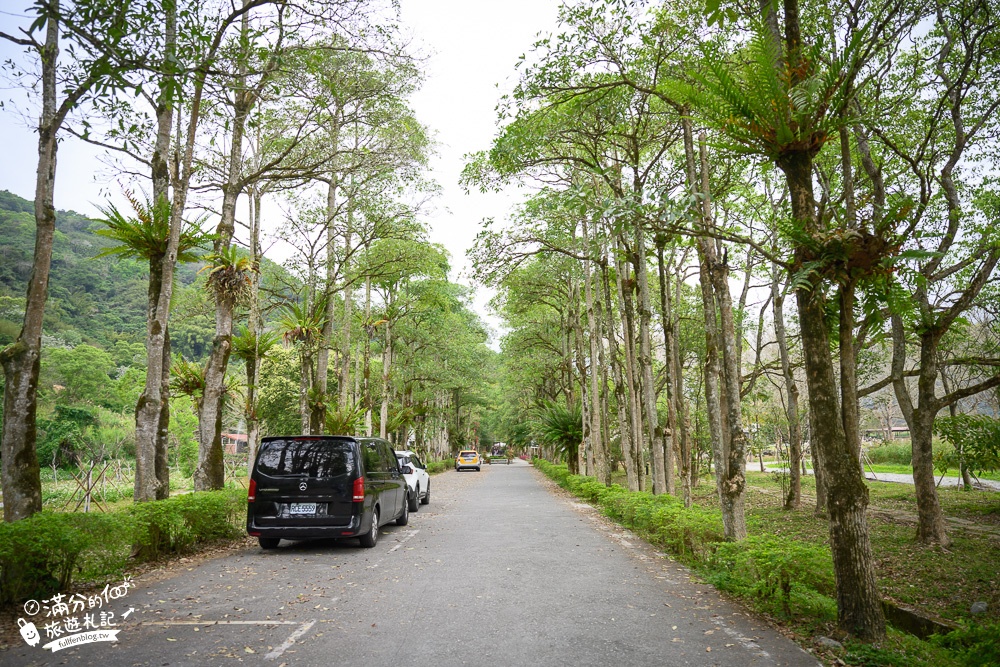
197, 9, 257, 490
698, 134, 746, 540
799, 284, 884, 639
245, 188, 265, 475
137, 0, 189, 502
781, 145, 885, 640
839, 285, 862, 462
340, 207, 354, 410
634, 220, 668, 495
669, 253, 693, 505
656, 242, 678, 495
602, 260, 637, 490
363, 275, 373, 436
379, 317, 392, 440
194, 298, 232, 491
318, 117, 343, 424
615, 245, 645, 491
300, 349, 312, 435
682, 118, 727, 527
890, 315, 951, 546
940, 371, 972, 491
572, 286, 588, 477
582, 216, 609, 484
772, 266, 802, 510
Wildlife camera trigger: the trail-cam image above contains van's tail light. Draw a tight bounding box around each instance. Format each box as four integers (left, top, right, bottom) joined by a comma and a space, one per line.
248, 478, 257, 502
352, 476, 365, 502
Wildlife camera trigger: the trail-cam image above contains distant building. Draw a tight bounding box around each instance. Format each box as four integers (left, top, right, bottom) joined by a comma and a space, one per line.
863, 420, 910, 441
222, 432, 248, 454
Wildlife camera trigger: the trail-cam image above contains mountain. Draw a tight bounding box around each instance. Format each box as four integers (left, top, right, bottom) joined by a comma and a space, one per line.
0, 190, 208, 357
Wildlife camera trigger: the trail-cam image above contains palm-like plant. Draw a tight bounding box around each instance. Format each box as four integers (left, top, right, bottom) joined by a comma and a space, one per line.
170, 356, 206, 406
231, 325, 280, 364
95, 191, 208, 262
534, 400, 583, 474
678, 24, 863, 162
278, 291, 328, 348
325, 402, 365, 435
201, 246, 255, 307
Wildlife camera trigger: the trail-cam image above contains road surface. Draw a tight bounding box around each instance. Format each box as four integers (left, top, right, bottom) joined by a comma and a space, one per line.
763, 464, 1000, 491
3, 461, 820, 666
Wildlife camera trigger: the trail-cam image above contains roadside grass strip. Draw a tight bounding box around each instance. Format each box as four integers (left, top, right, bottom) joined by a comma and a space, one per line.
532, 459, 999, 667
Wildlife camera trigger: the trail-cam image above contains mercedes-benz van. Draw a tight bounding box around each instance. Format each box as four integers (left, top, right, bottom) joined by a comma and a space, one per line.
247, 436, 408, 549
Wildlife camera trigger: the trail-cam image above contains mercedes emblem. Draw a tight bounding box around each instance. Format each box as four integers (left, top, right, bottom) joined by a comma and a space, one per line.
299, 481, 307, 491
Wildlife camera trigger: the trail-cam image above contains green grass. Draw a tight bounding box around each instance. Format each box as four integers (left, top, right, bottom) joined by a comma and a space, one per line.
590, 463, 999, 665
736, 472, 1000, 624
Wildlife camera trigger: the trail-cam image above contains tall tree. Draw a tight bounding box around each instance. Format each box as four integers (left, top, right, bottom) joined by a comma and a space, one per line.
679, 0, 922, 639
0, 0, 133, 520
863, 0, 1000, 546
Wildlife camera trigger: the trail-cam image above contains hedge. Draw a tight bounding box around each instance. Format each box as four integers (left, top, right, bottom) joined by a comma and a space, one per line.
0, 488, 246, 605
533, 458, 836, 620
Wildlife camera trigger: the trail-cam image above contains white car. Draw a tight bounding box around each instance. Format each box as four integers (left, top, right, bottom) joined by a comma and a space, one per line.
395, 450, 431, 511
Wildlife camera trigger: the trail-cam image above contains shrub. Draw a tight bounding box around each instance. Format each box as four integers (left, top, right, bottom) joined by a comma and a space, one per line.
426, 460, 451, 474
711, 535, 834, 617
128, 488, 244, 560
0, 489, 246, 604
534, 460, 726, 567
868, 443, 913, 466
0, 512, 132, 604
930, 622, 1000, 667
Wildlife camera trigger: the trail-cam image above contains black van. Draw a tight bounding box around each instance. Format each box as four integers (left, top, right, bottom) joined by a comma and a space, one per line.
247, 436, 408, 549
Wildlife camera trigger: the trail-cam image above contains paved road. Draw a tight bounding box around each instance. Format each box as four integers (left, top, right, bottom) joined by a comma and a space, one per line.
4, 462, 819, 666
763, 465, 1000, 491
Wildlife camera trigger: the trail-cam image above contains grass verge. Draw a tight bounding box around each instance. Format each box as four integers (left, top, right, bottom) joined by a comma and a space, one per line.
535, 459, 999, 667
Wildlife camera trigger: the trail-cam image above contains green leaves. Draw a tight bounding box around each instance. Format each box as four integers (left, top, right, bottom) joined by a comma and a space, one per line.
684, 23, 854, 162
934, 415, 1000, 476
533, 400, 583, 457
200, 246, 254, 306
95, 192, 209, 263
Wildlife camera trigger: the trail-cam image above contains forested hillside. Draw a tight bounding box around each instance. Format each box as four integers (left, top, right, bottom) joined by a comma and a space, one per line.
0, 190, 210, 357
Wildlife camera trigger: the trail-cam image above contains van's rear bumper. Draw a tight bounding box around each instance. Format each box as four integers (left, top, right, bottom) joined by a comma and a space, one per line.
247, 514, 364, 539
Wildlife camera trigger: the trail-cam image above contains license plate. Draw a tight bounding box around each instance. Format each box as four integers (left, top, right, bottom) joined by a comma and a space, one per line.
289, 503, 317, 514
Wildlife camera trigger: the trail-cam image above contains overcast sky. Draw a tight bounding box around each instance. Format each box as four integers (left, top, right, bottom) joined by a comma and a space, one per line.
0, 0, 564, 338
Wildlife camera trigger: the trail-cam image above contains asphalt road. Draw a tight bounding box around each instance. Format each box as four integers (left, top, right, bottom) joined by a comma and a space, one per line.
4, 462, 820, 666
763, 464, 1000, 491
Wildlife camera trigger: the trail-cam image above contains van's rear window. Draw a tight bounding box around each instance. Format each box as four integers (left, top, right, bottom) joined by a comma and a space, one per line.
256, 439, 355, 477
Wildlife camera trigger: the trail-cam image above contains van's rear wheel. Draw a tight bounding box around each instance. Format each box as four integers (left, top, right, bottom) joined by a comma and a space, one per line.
258, 537, 280, 549
360, 508, 379, 548
396, 496, 410, 526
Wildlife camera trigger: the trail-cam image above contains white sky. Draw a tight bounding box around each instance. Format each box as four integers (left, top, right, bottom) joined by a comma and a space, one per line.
0, 0, 564, 340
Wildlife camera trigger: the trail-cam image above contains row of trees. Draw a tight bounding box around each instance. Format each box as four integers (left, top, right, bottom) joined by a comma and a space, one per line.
1, 2, 494, 523
470, 0, 1000, 642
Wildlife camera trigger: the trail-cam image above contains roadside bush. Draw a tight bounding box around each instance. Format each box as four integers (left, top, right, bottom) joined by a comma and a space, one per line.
534, 461, 832, 621
535, 460, 726, 566
0, 511, 132, 604
711, 535, 835, 617
128, 488, 244, 560
0, 489, 246, 605
426, 460, 451, 474
868, 443, 913, 466
930, 622, 1000, 667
